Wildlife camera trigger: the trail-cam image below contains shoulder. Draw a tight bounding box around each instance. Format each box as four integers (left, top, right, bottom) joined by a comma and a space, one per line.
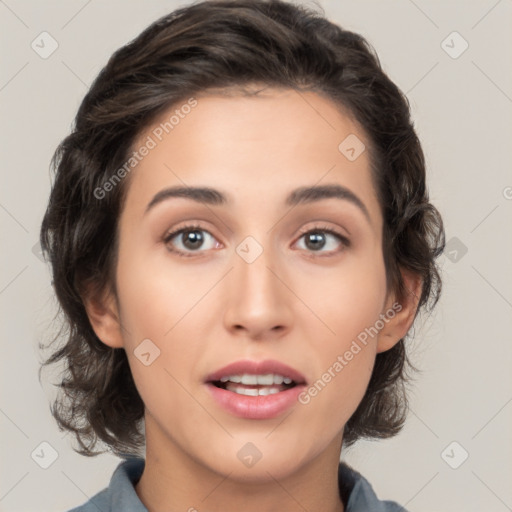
339, 461, 409, 512
66, 489, 109, 512
64, 457, 146, 512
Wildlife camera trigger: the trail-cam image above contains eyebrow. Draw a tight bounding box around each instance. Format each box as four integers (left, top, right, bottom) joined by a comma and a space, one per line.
145, 183, 371, 222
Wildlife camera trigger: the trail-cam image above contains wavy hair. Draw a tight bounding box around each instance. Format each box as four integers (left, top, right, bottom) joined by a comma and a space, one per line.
39, 0, 445, 457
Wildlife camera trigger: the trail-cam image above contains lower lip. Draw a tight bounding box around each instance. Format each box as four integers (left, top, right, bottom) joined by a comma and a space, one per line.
205, 383, 306, 420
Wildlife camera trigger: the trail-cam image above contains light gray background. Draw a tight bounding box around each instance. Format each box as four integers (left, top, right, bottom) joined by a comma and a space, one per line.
1, 1, 511, 511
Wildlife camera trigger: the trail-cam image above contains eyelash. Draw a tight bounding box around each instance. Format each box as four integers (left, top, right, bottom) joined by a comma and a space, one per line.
163, 223, 350, 258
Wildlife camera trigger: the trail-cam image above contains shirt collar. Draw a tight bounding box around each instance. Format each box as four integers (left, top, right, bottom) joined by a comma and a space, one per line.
104, 457, 404, 512
107, 457, 146, 512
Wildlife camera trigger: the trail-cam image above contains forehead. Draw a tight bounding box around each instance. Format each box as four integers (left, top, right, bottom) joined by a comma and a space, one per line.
122, 87, 381, 229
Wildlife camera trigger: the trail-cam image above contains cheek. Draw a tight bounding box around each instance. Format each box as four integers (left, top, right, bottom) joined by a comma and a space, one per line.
296, 246, 387, 344
115, 240, 198, 338
293, 248, 385, 419
115, 248, 207, 395
296, 294, 379, 442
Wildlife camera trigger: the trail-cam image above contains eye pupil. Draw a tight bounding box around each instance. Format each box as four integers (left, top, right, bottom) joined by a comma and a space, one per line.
182, 229, 204, 249
305, 232, 326, 250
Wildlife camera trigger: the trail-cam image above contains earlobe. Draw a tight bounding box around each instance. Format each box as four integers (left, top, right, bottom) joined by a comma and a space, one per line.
82, 286, 125, 349
376, 269, 423, 353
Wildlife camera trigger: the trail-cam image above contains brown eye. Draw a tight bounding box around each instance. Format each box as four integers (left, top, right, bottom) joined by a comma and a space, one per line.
303, 232, 328, 251
163, 223, 219, 257
295, 227, 350, 255
175, 229, 205, 250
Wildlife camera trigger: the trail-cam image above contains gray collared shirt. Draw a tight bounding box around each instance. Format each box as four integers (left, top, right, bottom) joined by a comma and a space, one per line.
67, 457, 408, 512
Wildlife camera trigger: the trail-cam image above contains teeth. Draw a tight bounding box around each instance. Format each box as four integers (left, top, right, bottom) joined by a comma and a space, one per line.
272, 375, 284, 384
220, 375, 239, 383
218, 373, 294, 385
254, 374, 270, 385
226, 383, 282, 396
242, 374, 258, 385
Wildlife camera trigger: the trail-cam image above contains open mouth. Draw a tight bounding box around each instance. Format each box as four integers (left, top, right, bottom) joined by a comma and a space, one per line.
205, 365, 307, 419
210, 374, 298, 396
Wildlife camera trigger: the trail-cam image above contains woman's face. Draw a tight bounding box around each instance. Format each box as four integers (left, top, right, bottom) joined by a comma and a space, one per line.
95, 87, 405, 480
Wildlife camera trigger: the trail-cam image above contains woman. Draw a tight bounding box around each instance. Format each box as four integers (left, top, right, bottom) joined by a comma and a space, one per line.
40, 1, 445, 510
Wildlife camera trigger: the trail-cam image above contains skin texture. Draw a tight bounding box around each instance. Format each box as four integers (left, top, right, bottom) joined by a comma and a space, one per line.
84, 87, 421, 512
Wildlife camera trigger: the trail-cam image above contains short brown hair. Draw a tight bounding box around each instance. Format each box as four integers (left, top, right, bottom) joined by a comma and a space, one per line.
39, 0, 445, 457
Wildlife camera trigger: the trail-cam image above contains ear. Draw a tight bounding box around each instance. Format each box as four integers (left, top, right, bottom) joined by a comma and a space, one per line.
82, 283, 125, 349
376, 268, 422, 354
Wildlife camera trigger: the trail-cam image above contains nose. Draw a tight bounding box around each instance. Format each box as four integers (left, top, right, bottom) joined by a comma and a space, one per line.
223, 240, 293, 341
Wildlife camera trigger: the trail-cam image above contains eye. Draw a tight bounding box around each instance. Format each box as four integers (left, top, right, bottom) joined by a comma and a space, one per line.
163, 223, 350, 258
294, 225, 350, 256
163, 223, 220, 257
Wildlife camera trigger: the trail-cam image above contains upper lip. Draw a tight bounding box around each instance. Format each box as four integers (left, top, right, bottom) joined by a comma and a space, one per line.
205, 359, 307, 384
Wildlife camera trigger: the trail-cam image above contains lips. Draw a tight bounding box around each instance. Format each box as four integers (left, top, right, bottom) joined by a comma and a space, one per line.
205, 359, 307, 386
204, 359, 308, 420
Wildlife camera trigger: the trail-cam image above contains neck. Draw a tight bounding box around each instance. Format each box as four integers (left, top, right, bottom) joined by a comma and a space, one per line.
135, 415, 345, 512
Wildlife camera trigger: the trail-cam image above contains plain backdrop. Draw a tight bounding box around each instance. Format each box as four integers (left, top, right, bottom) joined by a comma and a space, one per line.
1, 1, 511, 511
